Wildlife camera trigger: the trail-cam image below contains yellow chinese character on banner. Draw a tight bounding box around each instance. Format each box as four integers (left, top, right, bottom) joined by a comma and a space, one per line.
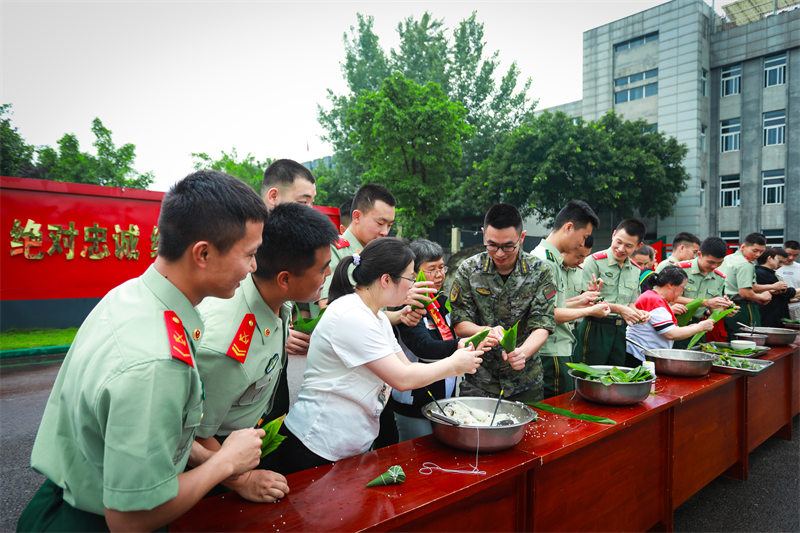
81, 223, 110, 260
113, 224, 140, 260
150, 226, 159, 258
47, 222, 79, 260
9, 218, 44, 260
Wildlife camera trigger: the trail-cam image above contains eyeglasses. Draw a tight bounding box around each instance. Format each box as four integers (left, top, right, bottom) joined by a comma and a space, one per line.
395, 275, 416, 283
485, 237, 521, 253
422, 265, 448, 276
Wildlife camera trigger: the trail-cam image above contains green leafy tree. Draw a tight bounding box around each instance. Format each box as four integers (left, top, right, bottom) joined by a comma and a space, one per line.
344, 73, 473, 237
0, 104, 35, 177
318, 11, 535, 220
467, 110, 689, 223
191, 149, 271, 193
311, 158, 359, 207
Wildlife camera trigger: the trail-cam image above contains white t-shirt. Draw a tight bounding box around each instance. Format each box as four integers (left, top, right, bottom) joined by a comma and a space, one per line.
777, 262, 800, 317
626, 290, 677, 362
284, 293, 400, 461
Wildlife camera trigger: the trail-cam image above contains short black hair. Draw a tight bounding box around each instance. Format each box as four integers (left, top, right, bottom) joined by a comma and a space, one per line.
254, 203, 339, 279
158, 170, 268, 261
784, 240, 799, 250
615, 218, 646, 244
352, 183, 396, 215
632, 244, 655, 260
743, 232, 766, 246
583, 234, 594, 249
699, 237, 727, 259
553, 200, 599, 231
643, 264, 687, 291
484, 203, 522, 233
756, 247, 779, 265
774, 247, 788, 258
261, 159, 315, 196
339, 197, 353, 226
410, 239, 444, 272
672, 232, 700, 248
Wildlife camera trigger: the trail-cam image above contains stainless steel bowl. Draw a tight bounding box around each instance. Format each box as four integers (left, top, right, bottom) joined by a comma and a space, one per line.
644, 349, 715, 377
748, 327, 797, 346
568, 365, 654, 405
734, 332, 768, 345
422, 397, 536, 452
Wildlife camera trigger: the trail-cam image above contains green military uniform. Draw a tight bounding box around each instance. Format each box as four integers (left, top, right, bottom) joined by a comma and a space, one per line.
573, 248, 641, 366
672, 259, 727, 348
720, 250, 761, 334
19, 265, 204, 530
531, 241, 576, 398
319, 227, 365, 301
450, 251, 556, 402
564, 265, 585, 301
655, 255, 679, 273
196, 274, 291, 438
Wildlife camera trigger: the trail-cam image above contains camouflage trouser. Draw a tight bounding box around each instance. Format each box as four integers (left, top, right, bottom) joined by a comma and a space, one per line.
541, 355, 575, 399
458, 356, 544, 403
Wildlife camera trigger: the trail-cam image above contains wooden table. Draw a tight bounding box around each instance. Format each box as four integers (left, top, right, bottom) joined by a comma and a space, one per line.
172, 342, 798, 532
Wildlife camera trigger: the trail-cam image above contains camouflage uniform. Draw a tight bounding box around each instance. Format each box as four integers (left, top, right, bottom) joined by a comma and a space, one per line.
531, 241, 576, 398
720, 250, 761, 333
450, 252, 556, 402
672, 259, 727, 348
573, 248, 640, 366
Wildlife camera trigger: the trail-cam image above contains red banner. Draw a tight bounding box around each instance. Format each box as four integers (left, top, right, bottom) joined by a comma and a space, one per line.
1, 176, 342, 302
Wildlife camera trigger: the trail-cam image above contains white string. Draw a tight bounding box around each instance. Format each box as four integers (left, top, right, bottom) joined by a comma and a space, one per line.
419, 428, 487, 476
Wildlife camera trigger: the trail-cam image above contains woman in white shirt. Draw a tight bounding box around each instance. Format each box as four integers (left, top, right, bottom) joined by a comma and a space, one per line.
276, 237, 486, 474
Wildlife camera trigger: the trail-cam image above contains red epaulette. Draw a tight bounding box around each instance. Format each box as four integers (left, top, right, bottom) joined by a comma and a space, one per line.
678, 261, 693, 268
713, 269, 726, 278
591, 251, 608, 260
629, 258, 642, 269
164, 311, 194, 367
334, 237, 350, 250
577, 264, 584, 270
226, 313, 256, 364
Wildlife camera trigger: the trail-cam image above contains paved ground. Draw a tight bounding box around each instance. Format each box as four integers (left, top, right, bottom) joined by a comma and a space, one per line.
1, 355, 797, 531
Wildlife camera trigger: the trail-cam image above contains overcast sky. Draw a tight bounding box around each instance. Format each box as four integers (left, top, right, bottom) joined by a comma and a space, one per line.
3, 0, 725, 192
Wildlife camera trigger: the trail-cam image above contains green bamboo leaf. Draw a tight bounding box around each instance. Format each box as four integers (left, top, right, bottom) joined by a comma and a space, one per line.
527, 402, 617, 424
686, 306, 735, 348
677, 297, 705, 327
500, 321, 519, 353
465, 329, 490, 349
293, 306, 327, 334
260, 415, 287, 458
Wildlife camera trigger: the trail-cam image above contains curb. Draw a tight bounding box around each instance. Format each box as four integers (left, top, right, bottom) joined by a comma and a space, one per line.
0, 345, 71, 359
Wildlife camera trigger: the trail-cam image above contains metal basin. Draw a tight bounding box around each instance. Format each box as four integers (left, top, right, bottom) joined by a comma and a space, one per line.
734, 332, 768, 345
422, 397, 536, 452
748, 327, 797, 346
568, 365, 654, 405
644, 349, 715, 377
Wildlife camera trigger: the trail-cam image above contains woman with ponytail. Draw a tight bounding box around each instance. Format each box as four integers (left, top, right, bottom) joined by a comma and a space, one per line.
275, 237, 487, 474
625, 265, 715, 366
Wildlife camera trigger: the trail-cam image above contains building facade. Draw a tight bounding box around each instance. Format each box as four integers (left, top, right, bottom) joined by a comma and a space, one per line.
544, 0, 799, 246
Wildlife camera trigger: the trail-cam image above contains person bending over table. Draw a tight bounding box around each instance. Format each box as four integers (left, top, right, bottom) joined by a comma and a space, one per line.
625, 266, 714, 366
272, 237, 487, 474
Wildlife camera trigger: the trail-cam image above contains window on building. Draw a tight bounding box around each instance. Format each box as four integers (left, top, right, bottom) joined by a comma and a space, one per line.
614, 32, 659, 51
700, 181, 706, 207
615, 91, 628, 104
614, 70, 658, 104
629, 86, 644, 101
720, 118, 740, 152
700, 124, 707, 152
720, 175, 740, 207
720, 231, 740, 251
764, 52, 786, 87
644, 83, 658, 97
763, 229, 784, 247
721, 64, 741, 96
701, 69, 708, 96
762, 170, 785, 205
763, 110, 786, 146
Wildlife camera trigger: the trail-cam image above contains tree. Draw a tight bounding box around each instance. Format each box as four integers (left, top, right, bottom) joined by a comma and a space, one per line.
311, 158, 359, 208
0, 104, 35, 177
344, 73, 473, 238
466, 111, 689, 223
18, 117, 154, 189
191, 149, 271, 193
318, 11, 535, 222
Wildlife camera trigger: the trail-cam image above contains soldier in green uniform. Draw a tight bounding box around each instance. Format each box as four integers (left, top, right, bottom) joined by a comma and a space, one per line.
193, 203, 338, 501
573, 219, 650, 367
655, 232, 700, 273
563, 234, 594, 301
451, 203, 556, 403
532, 200, 610, 399
671, 237, 735, 348
720, 232, 777, 335
18, 171, 269, 532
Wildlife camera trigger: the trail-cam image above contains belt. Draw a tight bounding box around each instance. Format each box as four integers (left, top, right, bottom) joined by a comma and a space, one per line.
588, 316, 625, 327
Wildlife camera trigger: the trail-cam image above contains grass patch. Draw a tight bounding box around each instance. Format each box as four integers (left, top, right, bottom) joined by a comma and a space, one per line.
0, 328, 78, 351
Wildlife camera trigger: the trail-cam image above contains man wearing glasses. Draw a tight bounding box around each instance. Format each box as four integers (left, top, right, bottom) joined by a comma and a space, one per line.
450, 203, 556, 403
